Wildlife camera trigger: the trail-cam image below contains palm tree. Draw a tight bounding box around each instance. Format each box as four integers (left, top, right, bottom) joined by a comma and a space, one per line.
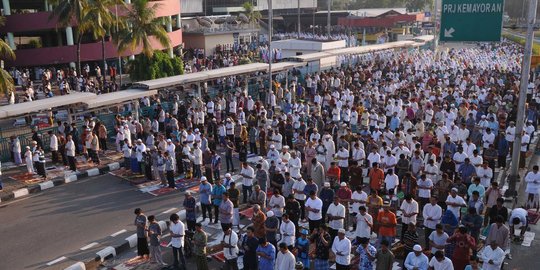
115, 0, 171, 58
49, 0, 88, 75
0, 16, 15, 95
242, 2, 261, 41
79, 0, 125, 83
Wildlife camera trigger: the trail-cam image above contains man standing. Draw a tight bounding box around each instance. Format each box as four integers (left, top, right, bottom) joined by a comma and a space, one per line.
133, 208, 149, 260
183, 191, 197, 231
256, 237, 276, 270
170, 213, 186, 270
331, 229, 352, 270
241, 227, 259, 270
404, 244, 429, 270
305, 191, 323, 232
49, 131, 58, 164
193, 223, 209, 270
275, 243, 296, 270
279, 214, 295, 249
327, 196, 346, 243
481, 241, 505, 270
199, 177, 213, 223
220, 192, 234, 232
422, 196, 442, 246
228, 182, 241, 229
212, 178, 227, 224
241, 162, 255, 203
222, 227, 239, 270
147, 215, 165, 265
377, 203, 397, 248
66, 134, 77, 172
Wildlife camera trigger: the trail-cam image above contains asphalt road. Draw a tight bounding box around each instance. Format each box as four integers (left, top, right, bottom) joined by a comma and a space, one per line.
0, 174, 183, 270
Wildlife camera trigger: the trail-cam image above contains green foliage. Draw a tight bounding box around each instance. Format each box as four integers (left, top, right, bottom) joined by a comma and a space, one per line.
28, 39, 42, 48
503, 33, 540, 55
128, 50, 184, 81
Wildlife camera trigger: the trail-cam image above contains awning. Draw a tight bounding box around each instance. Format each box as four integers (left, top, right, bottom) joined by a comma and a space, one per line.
0, 92, 97, 119
83, 89, 158, 109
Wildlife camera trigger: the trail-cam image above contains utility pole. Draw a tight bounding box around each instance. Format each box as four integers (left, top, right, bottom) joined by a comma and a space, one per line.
115, 4, 123, 88
297, 0, 301, 39
268, 0, 273, 100
506, 0, 537, 199
432, 0, 439, 50
327, 0, 331, 37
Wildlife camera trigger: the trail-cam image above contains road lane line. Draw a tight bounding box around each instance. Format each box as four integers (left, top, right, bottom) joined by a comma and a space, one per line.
110, 229, 127, 237
162, 207, 177, 214
80, 242, 99, 250
46, 256, 66, 266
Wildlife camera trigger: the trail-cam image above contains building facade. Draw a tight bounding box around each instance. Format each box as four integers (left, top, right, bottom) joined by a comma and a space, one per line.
0, 0, 183, 67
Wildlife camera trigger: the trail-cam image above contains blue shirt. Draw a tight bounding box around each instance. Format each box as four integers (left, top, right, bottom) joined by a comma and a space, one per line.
498, 138, 509, 156
303, 183, 318, 197
390, 117, 400, 131
404, 252, 429, 270
183, 197, 197, 221
256, 243, 276, 270
212, 184, 226, 206
199, 183, 212, 204
319, 188, 335, 206
458, 163, 476, 184
356, 244, 376, 270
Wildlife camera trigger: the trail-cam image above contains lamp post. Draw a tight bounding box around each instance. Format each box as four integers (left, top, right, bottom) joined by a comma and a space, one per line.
268, 0, 273, 101
506, 0, 537, 199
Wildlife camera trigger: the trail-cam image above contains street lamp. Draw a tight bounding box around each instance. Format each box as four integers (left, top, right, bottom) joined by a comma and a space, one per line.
268, 0, 273, 99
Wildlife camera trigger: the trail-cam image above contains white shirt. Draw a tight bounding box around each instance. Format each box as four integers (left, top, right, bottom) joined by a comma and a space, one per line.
331, 237, 351, 265
292, 179, 307, 200
400, 200, 419, 225
446, 195, 466, 219
327, 203, 346, 229
525, 171, 540, 194
477, 166, 494, 187
66, 140, 76, 157
305, 197, 323, 220
170, 220, 185, 248
241, 166, 255, 187
223, 231, 239, 260
135, 143, 146, 162
191, 148, 202, 165
288, 157, 302, 178
50, 134, 58, 151
521, 134, 530, 152
275, 250, 296, 270
422, 203, 442, 229
417, 178, 433, 198
336, 149, 349, 167
428, 256, 454, 270
350, 191, 368, 214
367, 152, 381, 167
481, 245, 505, 270
385, 174, 399, 191
279, 220, 296, 246
355, 213, 373, 238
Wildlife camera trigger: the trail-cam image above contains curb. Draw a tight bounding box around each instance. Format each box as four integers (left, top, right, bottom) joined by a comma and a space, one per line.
0, 162, 122, 204
64, 210, 187, 270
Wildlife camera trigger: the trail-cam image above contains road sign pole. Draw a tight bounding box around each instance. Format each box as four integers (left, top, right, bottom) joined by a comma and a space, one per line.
268, 0, 273, 99
433, 0, 439, 50
506, 0, 537, 199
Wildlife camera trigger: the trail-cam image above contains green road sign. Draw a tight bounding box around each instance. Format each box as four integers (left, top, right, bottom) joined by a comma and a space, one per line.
439, 0, 504, 42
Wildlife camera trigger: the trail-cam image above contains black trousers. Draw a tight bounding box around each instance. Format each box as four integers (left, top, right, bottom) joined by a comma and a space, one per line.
68, 156, 77, 171
308, 218, 322, 232
137, 237, 149, 256
242, 185, 252, 204
167, 170, 175, 188
226, 155, 234, 172
99, 138, 107, 151
213, 204, 220, 223
224, 258, 239, 270
249, 142, 257, 154
336, 263, 351, 270
51, 150, 58, 163
172, 246, 186, 270
424, 227, 435, 247
201, 203, 213, 221
297, 199, 306, 220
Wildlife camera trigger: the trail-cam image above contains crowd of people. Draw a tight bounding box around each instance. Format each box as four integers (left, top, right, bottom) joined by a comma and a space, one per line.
108, 40, 540, 270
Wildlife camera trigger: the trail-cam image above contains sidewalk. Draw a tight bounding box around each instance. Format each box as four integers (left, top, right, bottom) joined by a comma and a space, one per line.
0, 150, 124, 203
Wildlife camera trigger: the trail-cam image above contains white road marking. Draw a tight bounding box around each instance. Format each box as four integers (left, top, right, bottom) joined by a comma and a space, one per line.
46, 256, 67, 266
80, 242, 99, 250
162, 207, 177, 214
110, 229, 127, 237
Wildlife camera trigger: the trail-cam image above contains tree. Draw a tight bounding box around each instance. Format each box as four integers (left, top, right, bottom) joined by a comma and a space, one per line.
405, 0, 432, 12
242, 1, 261, 40
0, 16, 15, 95
49, 0, 88, 75
115, 0, 171, 58
128, 51, 183, 81
79, 0, 125, 82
